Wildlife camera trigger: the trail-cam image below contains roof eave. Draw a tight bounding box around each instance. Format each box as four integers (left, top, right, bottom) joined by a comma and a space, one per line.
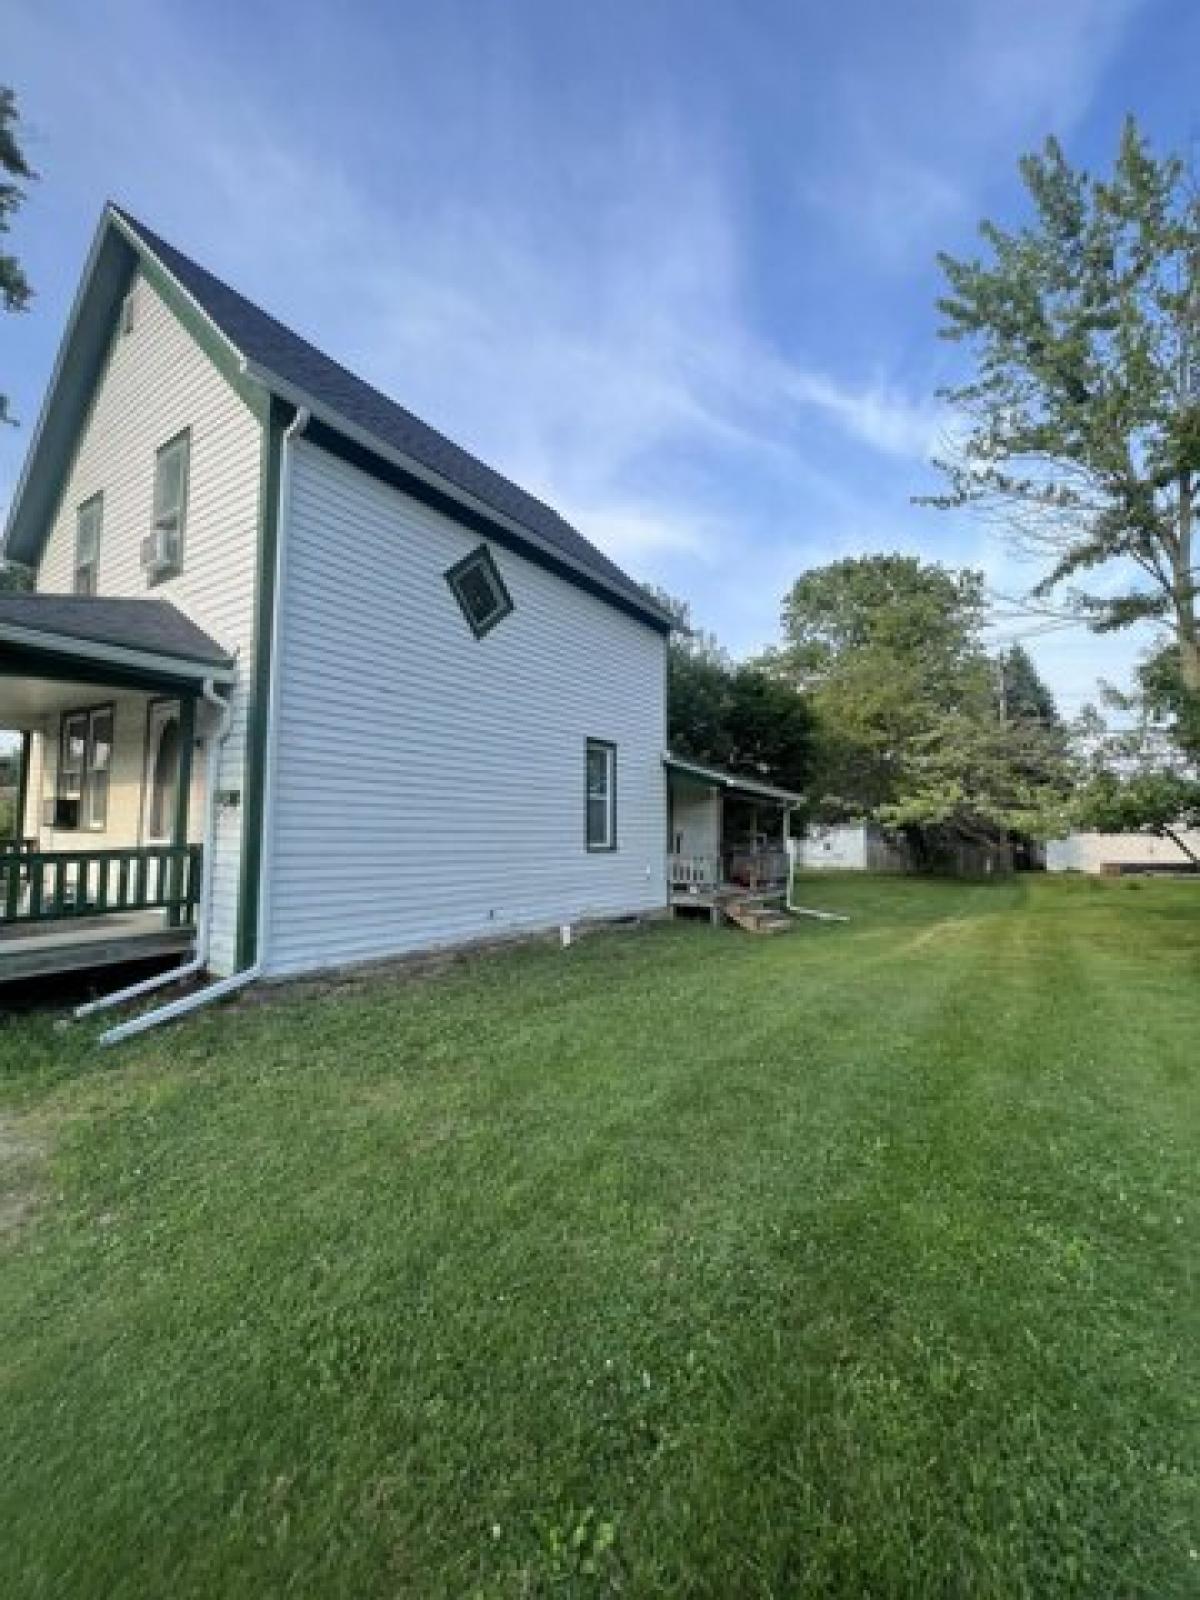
0, 620, 235, 686
3, 205, 257, 571
241, 360, 676, 634
6, 204, 677, 637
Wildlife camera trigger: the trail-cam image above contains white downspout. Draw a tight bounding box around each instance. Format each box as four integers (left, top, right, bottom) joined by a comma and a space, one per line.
76, 675, 233, 1018
96, 405, 310, 1045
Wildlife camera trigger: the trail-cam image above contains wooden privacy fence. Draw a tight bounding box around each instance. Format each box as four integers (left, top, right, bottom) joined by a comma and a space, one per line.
0, 844, 202, 926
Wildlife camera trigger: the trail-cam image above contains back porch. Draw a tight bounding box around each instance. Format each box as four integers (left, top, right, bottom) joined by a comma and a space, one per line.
665, 754, 802, 926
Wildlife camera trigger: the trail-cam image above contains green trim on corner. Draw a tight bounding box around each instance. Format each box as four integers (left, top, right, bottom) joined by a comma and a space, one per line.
129, 245, 258, 407
236, 396, 290, 969
168, 694, 196, 928
9, 218, 265, 571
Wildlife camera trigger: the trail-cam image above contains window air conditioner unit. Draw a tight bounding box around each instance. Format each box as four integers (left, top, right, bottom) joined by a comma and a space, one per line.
140, 526, 177, 577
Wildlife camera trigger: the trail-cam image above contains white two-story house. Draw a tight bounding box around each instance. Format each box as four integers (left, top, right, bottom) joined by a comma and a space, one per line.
0, 205, 675, 994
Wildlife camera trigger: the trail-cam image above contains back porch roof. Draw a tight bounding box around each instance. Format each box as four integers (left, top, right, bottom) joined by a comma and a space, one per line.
664, 752, 804, 807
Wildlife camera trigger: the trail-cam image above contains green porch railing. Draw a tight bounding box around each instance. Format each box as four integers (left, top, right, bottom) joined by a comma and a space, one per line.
0, 844, 202, 926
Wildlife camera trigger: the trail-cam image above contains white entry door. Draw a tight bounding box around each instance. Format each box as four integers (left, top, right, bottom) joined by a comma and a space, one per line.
142, 699, 182, 844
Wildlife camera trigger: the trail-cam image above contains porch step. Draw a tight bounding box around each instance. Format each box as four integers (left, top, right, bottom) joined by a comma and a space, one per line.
724, 902, 794, 935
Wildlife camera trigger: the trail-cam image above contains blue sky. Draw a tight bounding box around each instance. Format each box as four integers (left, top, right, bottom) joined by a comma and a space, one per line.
2, 0, 1193, 710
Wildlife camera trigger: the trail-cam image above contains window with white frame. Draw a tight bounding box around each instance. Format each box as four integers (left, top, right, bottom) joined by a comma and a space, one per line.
145, 431, 190, 580
585, 739, 616, 851
56, 705, 113, 831
74, 494, 103, 595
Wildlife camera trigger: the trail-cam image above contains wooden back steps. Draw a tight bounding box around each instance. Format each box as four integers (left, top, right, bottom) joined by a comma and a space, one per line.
723, 898, 794, 935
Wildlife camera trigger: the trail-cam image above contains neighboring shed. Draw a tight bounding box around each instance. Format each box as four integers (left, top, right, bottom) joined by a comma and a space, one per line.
796, 821, 912, 873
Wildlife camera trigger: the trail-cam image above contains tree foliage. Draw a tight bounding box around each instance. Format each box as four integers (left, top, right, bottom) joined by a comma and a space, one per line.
645, 586, 814, 794
928, 118, 1200, 723
1076, 766, 1199, 836
0, 561, 32, 591
1071, 667, 1200, 860
762, 555, 1071, 839
0, 86, 35, 427
997, 642, 1059, 725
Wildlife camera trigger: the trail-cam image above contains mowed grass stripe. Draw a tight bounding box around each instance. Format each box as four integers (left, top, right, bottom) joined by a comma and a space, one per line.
0, 876, 1196, 1597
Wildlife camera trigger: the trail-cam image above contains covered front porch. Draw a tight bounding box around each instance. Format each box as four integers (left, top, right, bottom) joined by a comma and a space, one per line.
665, 753, 802, 922
0, 593, 234, 985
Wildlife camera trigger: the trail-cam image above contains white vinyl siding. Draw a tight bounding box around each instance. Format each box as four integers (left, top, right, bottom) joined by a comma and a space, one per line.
264, 439, 668, 977
669, 777, 720, 859
35, 268, 262, 974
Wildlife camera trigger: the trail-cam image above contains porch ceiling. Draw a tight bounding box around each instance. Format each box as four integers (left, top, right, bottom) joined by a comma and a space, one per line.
0, 593, 235, 718
0, 673, 126, 729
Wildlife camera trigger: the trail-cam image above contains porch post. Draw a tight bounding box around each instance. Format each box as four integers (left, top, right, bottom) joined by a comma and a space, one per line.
15, 731, 31, 843
169, 694, 196, 927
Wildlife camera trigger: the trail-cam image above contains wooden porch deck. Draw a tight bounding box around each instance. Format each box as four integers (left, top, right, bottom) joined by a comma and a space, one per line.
669, 848, 790, 921
0, 912, 194, 984
0, 844, 201, 984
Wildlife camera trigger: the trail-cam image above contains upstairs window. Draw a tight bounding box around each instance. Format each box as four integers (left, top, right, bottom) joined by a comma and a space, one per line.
586, 739, 617, 851
143, 430, 190, 582
444, 544, 513, 638
74, 494, 103, 595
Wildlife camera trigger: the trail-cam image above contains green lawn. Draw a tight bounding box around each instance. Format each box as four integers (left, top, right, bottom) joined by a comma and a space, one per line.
1, 876, 1197, 1597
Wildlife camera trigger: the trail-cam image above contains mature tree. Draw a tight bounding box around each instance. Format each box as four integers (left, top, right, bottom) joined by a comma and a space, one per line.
879, 709, 1073, 843
776, 554, 986, 683
1121, 642, 1200, 755
644, 584, 814, 794
996, 642, 1059, 725
0, 87, 35, 426
762, 554, 1072, 839
720, 667, 813, 794
0, 560, 32, 591
928, 119, 1200, 729
644, 586, 734, 767
765, 556, 989, 814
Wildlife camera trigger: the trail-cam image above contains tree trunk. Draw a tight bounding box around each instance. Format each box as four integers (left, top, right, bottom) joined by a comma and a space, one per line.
1176, 473, 1200, 692
1178, 627, 1200, 693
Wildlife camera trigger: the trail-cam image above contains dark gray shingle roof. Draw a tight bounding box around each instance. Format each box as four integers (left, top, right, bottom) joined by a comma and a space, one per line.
113, 208, 671, 630
0, 593, 233, 668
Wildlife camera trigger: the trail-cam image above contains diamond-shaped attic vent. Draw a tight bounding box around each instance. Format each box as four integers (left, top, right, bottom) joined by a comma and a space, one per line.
444, 544, 513, 638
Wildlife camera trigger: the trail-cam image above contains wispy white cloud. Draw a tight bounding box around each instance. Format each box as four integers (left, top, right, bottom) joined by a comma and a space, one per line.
801, 0, 1148, 264
2, 0, 1151, 710
775, 367, 946, 461
155, 83, 944, 577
